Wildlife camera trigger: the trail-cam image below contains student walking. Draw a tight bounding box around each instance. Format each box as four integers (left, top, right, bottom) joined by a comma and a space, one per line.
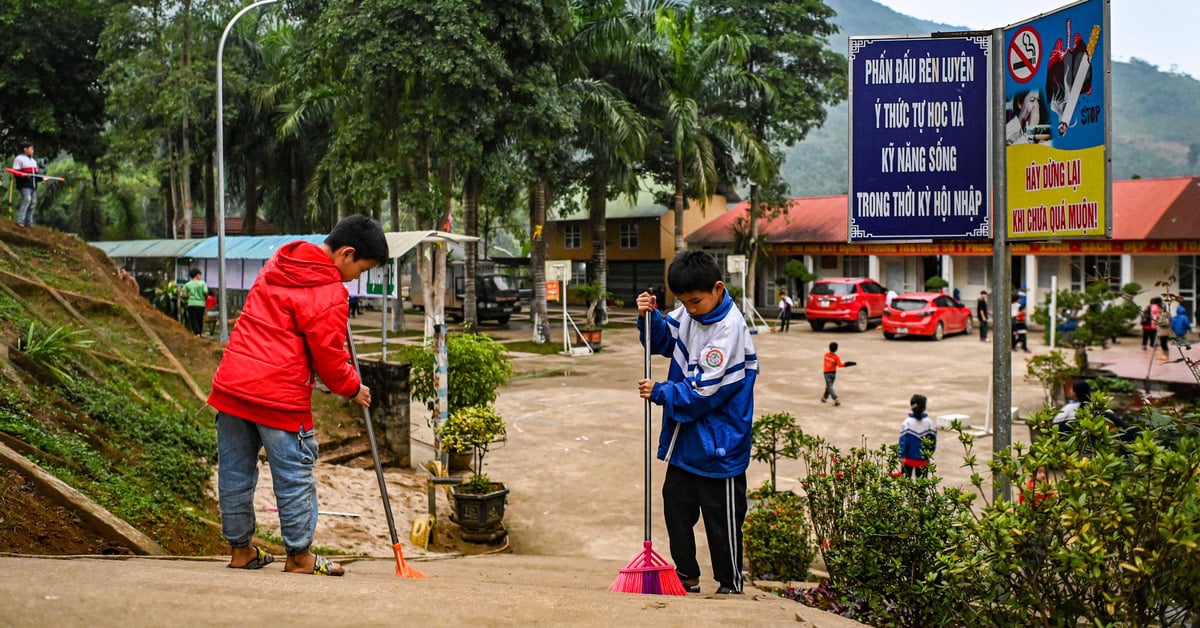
820, 342, 856, 406
183, 269, 209, 337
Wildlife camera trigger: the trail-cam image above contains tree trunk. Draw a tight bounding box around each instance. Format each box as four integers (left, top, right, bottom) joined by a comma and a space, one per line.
746, 182, 759, 306
244, 163, 258, 236
204, 158, 215, 237
588, 171, 608, 325
463, 170, 480, 330
289, 148, 303, 230
530, 180, 550, 343
673, 158, 686, 253
389, 178, 400, 231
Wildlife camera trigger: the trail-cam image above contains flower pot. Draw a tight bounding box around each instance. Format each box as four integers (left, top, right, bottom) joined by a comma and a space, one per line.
576, 328, 602, 352
451, 482, 509, 544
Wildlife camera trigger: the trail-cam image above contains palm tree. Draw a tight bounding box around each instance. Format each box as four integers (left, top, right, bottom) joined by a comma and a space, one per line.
652, 3, 772, 252
562, 0, 659, 324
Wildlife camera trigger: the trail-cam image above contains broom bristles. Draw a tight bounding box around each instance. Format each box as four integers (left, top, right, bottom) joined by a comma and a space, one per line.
610, 541, 688, 595
393, 543, 427, 579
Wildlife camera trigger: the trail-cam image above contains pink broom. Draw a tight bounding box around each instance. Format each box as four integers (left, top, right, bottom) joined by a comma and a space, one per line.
611, 310, 688, 596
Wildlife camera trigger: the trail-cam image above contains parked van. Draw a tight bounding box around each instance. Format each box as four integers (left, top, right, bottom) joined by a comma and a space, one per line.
411, 261, 519, 324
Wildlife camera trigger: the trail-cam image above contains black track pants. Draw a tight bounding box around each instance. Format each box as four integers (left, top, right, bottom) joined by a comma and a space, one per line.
662, 465, 747, 592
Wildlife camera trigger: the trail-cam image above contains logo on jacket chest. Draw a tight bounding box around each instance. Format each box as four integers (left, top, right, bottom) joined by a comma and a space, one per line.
703, 347, 725, 368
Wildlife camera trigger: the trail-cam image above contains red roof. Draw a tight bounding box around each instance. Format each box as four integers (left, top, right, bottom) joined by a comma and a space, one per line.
188, 216, 279, 237
688, 195, 847, 245
689, 177, 1200, 245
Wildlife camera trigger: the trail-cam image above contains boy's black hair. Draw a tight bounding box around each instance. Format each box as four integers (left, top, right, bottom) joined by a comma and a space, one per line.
325, 215, 389, 265
18, 141, 31, 150
666, 250, 722, 295
189, 268, 202, 278
1072, 380, 1092, 402
910, 394, 927, 415
828, 341, 838, 352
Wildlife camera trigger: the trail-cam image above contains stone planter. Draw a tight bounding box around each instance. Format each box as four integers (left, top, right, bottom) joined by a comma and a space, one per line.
451, 482, 509, 544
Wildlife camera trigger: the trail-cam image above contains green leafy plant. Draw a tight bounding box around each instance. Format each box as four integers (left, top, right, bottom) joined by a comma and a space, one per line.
403, 333, 513, 424
797, 435, 968, 625
573, 281, 611, 329
1024, 349, 1080, 407
436, 405, 506, 494
17, 322, 94, 383
944, 401, 1200, 626
924, 275, 949, 291
151, 279, 182, 321
751, 412, 804, 493
743, 490, 814, 582
779, 260, 817, 296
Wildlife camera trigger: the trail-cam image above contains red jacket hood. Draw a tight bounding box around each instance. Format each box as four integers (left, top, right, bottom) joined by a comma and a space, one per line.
263, 241, 341, 288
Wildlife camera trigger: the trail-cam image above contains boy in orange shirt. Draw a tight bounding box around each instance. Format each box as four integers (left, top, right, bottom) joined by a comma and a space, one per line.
820, 342, 855, 406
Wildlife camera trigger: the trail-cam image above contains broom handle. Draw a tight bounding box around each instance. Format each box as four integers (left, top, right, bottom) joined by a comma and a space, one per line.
644, 309, 652, 543
346, 320, 400, 546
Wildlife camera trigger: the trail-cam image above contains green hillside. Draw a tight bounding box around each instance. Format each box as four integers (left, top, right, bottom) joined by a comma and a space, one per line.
781, 0, 1200, 196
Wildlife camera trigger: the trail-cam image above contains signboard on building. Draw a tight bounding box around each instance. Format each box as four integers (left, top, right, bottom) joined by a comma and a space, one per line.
1005, 0, 1111, 239
849, 35, 992, 242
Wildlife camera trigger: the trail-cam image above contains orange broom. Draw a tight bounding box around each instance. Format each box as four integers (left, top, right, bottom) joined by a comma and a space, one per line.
347, 320, 426, 579
611, 310, 688, 596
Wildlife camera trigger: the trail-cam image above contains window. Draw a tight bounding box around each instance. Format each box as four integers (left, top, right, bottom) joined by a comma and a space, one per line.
967, 257, 988, 285
843, 255, 868, 277
1070, 255, 1121, 290
564, 224, 581, 249
619, 223, 639, 249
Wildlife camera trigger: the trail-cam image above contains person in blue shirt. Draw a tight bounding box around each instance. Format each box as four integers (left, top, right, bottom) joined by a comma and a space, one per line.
636, 250, 758, 596
1172, 305, 1192, 340
899, 394, 936, 478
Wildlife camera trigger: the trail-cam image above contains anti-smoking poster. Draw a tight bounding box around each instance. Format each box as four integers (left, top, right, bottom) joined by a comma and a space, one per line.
1005, 0, 1111, 239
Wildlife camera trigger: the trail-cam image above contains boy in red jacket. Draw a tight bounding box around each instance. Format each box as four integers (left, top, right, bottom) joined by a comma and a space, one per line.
210, 215, 388, 576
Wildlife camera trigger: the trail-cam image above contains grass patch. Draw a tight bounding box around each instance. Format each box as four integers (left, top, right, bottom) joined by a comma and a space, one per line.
500, 340, 564, 355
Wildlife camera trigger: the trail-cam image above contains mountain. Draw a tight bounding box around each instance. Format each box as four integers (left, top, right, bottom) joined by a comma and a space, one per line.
779, 0, 1200, 197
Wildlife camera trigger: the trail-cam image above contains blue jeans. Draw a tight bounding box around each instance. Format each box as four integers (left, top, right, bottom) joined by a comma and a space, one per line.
17, 188, 35, 225
217, 412, 319, 556
822, 372, 838, 400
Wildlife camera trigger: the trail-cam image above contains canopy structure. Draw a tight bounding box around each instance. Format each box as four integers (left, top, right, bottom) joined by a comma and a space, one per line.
92, 230, 478, 264
90, 238, 207, 259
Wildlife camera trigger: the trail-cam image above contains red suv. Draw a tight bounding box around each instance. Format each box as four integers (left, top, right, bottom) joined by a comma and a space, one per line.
805, 278, 888, 332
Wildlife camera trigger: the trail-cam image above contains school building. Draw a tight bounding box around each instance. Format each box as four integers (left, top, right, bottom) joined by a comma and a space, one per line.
687, 176, 1200, 316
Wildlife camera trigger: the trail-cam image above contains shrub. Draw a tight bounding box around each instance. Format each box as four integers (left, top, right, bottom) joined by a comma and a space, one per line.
743, 491, 814, 582
404, 332, 513, 423
17, 322, 93, 383
436, 405, 506, 494
944, 400, 1200, 626
797, 435, 968, 626
924, 275, 949, 291
751, 412, 804, 493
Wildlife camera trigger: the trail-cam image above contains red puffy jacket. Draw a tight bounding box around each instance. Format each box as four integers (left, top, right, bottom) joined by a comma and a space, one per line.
208, 241, 359, 432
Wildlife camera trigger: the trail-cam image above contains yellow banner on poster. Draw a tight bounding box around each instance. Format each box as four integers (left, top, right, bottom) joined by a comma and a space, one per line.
1007, 144, 1107, 239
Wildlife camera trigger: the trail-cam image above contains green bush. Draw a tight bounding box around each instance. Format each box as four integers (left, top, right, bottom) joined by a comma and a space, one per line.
751, 412, 804, 493
944, 400, 1200, 626
403, 332, 513, 422
798, 435, 968, 626
743, 491, 814, 582
436, 405, 506, 493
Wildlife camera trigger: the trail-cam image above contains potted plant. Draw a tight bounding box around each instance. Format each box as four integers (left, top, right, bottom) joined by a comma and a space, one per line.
436, 405, 509, 543
924, 276, 949, 292
573, 281, 610, 350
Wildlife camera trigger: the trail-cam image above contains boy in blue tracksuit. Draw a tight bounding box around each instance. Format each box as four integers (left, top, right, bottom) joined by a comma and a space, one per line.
636, 250, 758, 595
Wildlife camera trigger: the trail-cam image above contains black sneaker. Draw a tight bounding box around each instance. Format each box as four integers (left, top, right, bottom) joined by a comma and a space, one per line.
678, 575, 700, 594
715, 586, 742, 595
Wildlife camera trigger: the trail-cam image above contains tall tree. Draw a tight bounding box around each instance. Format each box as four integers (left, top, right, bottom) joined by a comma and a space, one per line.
698, 0, 846, 302
102, 0, 236, 238
562, 0, 659, 325
651, 3, 769, 253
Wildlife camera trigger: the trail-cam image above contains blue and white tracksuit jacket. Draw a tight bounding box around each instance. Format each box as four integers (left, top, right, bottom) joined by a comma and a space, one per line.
638, 292, 758, 478
899, 413, 937, 462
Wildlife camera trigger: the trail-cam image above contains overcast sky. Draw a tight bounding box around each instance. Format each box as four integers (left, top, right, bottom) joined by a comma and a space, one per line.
874, 0, 1198, 79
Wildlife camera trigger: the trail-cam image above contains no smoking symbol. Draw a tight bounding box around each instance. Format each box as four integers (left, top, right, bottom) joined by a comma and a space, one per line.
1009, 26, 1041, 83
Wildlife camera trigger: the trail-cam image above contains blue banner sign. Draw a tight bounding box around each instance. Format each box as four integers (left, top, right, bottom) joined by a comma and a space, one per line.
849, 36, 992, 241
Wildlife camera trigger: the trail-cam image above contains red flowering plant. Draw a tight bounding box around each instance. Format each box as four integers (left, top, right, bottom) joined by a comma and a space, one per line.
795, 434, 968, 626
